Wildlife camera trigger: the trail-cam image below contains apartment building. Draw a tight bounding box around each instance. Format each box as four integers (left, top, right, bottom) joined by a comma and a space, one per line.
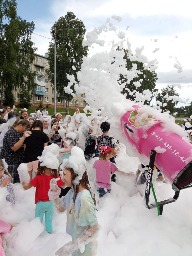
14, 53, 86, 109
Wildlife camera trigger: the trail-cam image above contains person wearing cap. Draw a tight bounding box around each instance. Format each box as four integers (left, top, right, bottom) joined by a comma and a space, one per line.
50, 147, 98, 256
93, 145, 118, 198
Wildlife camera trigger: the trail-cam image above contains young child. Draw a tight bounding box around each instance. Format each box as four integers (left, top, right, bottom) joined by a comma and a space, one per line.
59, 132, 76, 163
97, 121, 119, 182
49, 119, 62, 146
84, 126, 97, 161
93, 146, 118, 198
0, 159, 15, 205
49, 146, 98, 256
22, 150, 63, 233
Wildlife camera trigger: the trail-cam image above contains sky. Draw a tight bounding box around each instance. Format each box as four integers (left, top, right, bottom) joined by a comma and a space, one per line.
1, 22, 192, 254
16, 0, 192, 102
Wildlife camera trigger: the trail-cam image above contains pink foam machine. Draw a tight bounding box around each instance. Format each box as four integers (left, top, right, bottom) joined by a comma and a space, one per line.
121, 105, 192, 214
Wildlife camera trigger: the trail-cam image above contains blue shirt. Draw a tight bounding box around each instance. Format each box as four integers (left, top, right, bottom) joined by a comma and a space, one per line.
62, 189, 98, 255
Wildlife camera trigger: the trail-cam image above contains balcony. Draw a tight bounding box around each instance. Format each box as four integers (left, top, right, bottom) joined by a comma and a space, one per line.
34, 86, 46, 96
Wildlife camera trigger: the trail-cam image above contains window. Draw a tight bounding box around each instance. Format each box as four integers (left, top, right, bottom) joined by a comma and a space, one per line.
44, 97, 49, 102
46, 88, 48, 93
35, 66, 43, 72
36, 85, 41, 91
57, 98, 61, 103
36, 86, 46, 92
36, 96, 43, 101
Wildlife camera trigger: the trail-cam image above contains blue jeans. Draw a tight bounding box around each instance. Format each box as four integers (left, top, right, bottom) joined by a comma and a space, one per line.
97, 188, 111, 198
35, 201, 54, 233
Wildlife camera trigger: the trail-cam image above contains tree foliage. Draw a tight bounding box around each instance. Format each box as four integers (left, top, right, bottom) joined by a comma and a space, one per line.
0, 0, 36, 106
119, 49, 157, 104
47, 12, 88, 108
175, 102, 192, 117
156, 85, 179, 114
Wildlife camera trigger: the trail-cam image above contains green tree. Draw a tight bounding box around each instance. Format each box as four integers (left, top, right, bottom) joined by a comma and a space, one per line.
119, 49, 157, 104
156, 85, 179, 114
0, 0, 36, 106
47, 12, 88, 112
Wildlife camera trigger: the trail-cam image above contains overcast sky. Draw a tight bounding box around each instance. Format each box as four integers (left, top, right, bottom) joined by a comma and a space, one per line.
17, 0, 192, 91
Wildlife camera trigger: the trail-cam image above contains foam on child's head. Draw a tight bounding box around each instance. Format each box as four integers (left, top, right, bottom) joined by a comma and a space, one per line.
38, 144, 60, 169
61, 146, 86, 185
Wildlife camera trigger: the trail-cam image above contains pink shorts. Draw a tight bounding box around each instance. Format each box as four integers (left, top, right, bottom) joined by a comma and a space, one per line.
27, 160, 39, 173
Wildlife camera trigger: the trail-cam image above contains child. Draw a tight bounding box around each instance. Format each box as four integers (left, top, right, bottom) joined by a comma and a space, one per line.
93, 146, 118, 198
0, 159, 15, 205
49, 146, 98, 256
0, 219, 12, 256
84, 126, 97, 161
49, 119, 62, 146
22, 150, 63, 233
97, 121, 119, 182
59, 132, 76, 162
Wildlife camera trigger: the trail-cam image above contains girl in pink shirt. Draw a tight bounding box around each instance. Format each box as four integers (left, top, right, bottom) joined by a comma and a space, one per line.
93, 146, 118, 197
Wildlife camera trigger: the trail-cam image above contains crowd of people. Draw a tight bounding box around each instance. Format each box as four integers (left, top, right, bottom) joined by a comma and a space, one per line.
0, 105, 120, 256
0, 105, 191, 255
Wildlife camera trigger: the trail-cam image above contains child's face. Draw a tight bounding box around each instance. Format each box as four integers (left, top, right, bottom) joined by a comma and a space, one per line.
64, 139, 71, 148
29, 119, 34, 126
63, 169, 72, 187
44, 167, 52, 175
52, 122, 59, 130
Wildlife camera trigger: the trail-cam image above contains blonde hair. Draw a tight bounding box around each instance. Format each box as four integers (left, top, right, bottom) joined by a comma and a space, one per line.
0, 159, 11, 177
12, 118, 29, 128
99, 148, 116, 160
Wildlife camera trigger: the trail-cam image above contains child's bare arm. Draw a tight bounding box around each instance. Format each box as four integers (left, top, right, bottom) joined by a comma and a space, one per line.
22, 182, 32, 190
54, 198, 65, 212
0, 177, 11, 187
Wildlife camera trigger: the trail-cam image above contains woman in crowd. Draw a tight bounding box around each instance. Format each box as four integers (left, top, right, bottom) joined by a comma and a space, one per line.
1, 119, 31, 183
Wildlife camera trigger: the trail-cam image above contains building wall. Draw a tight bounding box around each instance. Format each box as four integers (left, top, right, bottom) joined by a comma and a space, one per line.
14, 53, 86, 109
